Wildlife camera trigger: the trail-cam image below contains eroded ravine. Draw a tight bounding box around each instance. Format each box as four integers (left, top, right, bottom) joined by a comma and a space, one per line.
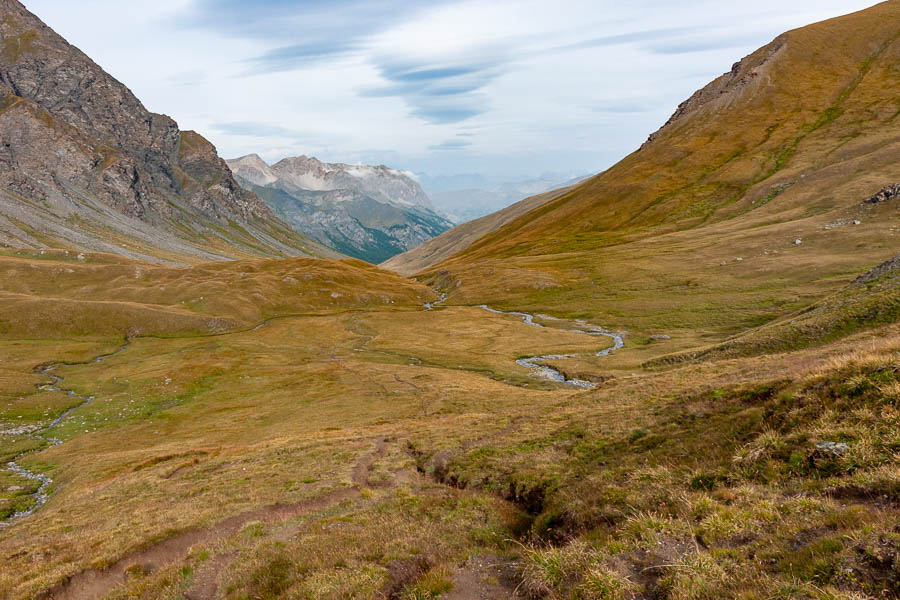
477, 305, 624, 389
1, 340, 130, 527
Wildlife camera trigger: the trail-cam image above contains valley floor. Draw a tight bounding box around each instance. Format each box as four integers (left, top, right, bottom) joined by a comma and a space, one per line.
0, 261, 897, 599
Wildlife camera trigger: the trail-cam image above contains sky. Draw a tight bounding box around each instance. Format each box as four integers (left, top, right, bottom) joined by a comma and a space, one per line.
25, 0, 881, 180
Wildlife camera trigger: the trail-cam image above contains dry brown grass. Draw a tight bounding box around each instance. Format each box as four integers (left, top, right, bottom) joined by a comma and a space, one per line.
0, 247, 896, 599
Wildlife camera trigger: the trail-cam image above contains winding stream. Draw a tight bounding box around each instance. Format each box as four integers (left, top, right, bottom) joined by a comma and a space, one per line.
423, 294, 623, 389
477, 306, 623, 389
1, 340, 130, 526
424, 292, 448, 311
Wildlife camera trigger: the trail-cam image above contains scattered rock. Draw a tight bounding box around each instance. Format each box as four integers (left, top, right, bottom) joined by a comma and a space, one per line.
823, 218, 858, 230
863, 183, 900, 204
794, 238, 803, 246
815, 441, 850, 456
650, 335, 671, 341
853, 220, 861, 225
736, 257, 744, 261
854, 255, 900, 285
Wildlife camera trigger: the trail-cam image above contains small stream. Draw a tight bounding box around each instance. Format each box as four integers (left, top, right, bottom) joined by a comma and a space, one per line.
1, 340, 130, 526
477, 306, 623, 389
424, 292, 448, 311
422, 294, 623, 389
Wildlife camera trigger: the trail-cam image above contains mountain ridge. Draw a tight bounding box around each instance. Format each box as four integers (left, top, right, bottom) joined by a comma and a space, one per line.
381, 180, 587, 276
226, 153, 452, 263
0, 0, 332, 263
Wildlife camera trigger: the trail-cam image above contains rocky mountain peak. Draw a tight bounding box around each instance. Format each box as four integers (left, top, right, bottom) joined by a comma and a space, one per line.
225, 153, 452, 262
258, 155, 434, 210
227, 154, 279, 187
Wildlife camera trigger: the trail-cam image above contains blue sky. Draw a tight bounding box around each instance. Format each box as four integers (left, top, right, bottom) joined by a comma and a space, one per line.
25, 0, 881, 179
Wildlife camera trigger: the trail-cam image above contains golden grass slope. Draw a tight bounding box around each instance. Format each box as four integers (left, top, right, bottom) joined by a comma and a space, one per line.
0, 249, 434, 337
650, 253, 900, 364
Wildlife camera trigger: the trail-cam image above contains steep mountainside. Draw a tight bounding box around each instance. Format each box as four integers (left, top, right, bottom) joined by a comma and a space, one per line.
0, 0, 333, 263
420, 2, 900, 341
227, 154, 452, 263
381, 182, 584, 276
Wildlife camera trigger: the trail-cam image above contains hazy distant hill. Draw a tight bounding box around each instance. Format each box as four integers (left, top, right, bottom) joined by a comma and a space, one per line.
422, 173, 591, 224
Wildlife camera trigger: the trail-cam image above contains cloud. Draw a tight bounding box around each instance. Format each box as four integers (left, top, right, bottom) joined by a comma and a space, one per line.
165, 69, 208, 87
545, 25, 760, 58
550, 26, 700, 53
211, 121, 309, 138
590, 101, 656, 114
245, 40, 360, 73
361, 54, 507, 124
429, 137, 473, 151
183, 0, 452, 70
644, 32, 773, 55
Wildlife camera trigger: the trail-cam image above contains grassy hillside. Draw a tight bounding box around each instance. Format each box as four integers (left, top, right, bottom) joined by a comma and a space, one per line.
419, 2, 900, 344
649, 254, 900, 365
0, 249, 432, 337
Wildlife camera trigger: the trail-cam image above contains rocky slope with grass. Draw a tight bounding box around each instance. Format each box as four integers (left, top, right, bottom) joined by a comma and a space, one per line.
651, 247, 900, 365
227, 154, 453, 263
0, 0, 332, 263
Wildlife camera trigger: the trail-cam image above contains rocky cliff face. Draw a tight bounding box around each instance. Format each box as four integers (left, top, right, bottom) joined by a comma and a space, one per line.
227, 154, 452, 263
0, 0, 329, 262
269, 155, 435, 211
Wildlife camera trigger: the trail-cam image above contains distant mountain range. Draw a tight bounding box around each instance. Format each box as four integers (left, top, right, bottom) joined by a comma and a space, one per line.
227, 154, 453, 263
0, 0, 330, 263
